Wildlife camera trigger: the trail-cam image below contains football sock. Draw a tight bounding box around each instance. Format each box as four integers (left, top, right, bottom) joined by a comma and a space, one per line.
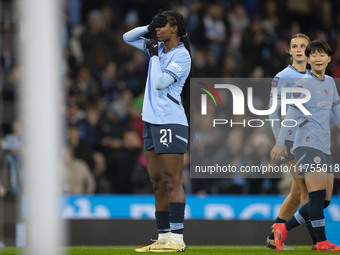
170, 202, 185, 236
324, 200, 330, 208
276, 217, 287, 223
302, 200, 329, 244
308, 190, 327, 242
156, 211, 170, 234
269, 217, 286, 239
305, 221, 317, 245
285, 202, 309, 231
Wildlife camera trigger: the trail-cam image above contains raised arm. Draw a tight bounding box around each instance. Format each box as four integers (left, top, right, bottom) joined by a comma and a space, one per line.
123, 13, 168, 52
123, 26, 149, 51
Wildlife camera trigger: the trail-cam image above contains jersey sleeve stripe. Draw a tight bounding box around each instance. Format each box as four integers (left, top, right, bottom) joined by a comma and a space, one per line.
164, 69, 179, 81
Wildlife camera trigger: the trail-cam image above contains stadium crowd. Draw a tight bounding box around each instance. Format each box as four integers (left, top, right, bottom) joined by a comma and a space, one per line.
1, 0, 340, 196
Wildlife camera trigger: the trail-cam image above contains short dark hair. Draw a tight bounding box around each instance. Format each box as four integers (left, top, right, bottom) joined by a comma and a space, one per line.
305, 39, 332, 57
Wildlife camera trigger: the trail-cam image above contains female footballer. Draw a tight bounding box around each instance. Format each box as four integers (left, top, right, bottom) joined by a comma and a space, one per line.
123, 10, 191, 252
267, 33, 314, 250
271, 40, 340, 251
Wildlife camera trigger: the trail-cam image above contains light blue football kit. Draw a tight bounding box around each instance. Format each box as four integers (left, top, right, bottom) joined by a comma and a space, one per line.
269, 65, 308, 141
123, 26, 191, 153
269, 65, 308, 162
277, 72, 340, 171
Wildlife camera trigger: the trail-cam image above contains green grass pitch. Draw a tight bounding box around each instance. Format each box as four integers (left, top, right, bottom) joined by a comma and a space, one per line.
1, 245, 338, 255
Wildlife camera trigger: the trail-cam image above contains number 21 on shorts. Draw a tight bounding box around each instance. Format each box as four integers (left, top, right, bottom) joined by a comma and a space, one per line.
160, 128, 172, 147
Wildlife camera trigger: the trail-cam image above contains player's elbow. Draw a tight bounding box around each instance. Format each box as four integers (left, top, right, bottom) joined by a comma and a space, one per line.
122, 32, 131, 43
154, 82, 163, 90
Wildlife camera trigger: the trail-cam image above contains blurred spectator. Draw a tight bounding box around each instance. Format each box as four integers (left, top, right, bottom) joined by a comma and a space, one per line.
227, 3, 249, 54
75, 67, 102, 104
92, 151, 112, 193
182, 153, 192, 194
1, 66, 19, 134
241, 16, 272, 76
62, 146, 96, 194
131, 154, 153, 194
220, 53, 239, 77
186, 0, 206, 47
67, 124, 95, 171
98, 61, 119, 102
67, 99, 86, 126
119, 54, 146, 96
247, 131, 278, 194
192, 48, 220, 77
107, 129, 142, 193
265, 38, 290, 75
213, 128, 248, 194
0, 134, 22, 197
78, 103, 102, 148
80, 9, 115, 75
203, 3, 229, 61
128, 94, 144, 139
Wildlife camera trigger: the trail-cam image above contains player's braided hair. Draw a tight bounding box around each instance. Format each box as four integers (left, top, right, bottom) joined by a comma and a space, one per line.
162, 10, 192, 126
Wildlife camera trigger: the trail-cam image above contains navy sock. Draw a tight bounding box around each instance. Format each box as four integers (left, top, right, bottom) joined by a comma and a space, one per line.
269, 217, 286, 239
155, 211, 170, 234
324, 200, 330, 208
308, 190, 327, 242
169, 202, 185, 234
276, 217, 287, 223
285, 202, 309, 231
305, 221, 317, 245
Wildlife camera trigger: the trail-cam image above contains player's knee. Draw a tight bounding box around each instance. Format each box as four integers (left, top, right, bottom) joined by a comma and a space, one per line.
161, 173, 181, 192
324, 200, 330, 208
149, 176, 163, 191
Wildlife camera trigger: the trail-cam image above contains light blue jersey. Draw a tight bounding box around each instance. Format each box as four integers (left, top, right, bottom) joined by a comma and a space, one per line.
123, 26, 191, 126
143, 43, 191, 125
269, 65, 308, 140
277, 73, 340, 154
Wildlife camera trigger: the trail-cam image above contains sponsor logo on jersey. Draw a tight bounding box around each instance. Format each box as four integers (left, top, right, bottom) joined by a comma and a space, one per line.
306, 136, 310, 141
170, 62, 183, 71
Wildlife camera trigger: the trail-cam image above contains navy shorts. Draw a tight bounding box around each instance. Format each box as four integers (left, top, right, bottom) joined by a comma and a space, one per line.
143, 122, 188, 154
280, 140, 295, 164
294, 146, 333, 174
